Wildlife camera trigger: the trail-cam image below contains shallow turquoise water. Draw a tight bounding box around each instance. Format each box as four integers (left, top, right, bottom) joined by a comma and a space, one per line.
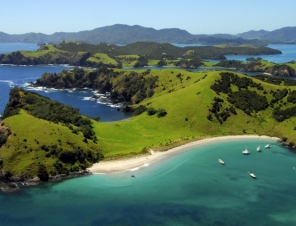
1, 137, 296, 226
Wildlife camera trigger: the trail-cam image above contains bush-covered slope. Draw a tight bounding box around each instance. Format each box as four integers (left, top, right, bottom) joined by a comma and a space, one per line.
32, 67, 158, 104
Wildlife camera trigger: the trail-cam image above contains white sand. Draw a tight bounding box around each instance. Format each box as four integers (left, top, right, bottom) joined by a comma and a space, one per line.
87, 135, 279, 174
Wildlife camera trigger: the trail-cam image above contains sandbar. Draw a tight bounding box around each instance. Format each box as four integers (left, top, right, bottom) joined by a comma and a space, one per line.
87, 135, 279, 174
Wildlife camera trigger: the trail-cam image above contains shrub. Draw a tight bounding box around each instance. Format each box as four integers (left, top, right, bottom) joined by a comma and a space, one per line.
0, 134, 7, 146
38, 166, 49, 181
147, 107, 157, 116
282, 137, 288, 142
157, 109, 167, 118
133, 105, 147, 116
58, 150, 76, 163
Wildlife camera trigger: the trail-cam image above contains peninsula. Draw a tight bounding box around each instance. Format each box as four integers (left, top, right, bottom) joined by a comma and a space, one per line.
1, 64, 296, 191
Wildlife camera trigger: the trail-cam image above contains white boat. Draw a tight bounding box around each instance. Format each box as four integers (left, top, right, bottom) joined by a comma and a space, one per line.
256, 146, 261, 152
265, 144, 271, 149
242, 149, 249, 155
248, 171, 256, 178
218, 159, 224, 164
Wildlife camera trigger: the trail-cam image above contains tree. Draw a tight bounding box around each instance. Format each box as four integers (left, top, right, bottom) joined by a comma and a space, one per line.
157, 59, 167, 67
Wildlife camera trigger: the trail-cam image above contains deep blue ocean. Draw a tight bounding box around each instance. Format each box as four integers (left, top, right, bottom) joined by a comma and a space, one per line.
225, 44, 296, 63
1, 43, 296, 226
0, 44, 131, 122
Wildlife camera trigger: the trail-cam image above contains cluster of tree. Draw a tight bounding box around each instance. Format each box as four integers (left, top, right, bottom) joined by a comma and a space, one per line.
210, 72, 264, 95
0, 123, 11, 148
273, 90, 296, 121
156, 59, 167, 67
228, 90, 268, 115
246, 57, 262, 62
273, 106, 296, 122
270, 88, 288, 105
253, 75, 296, 86
287, 90, 296, 103
210, 72, 268, 115
133, 56, 148, 68
208, 97, 236, 124
38, 145, 103, 177
3, 87, 97, 142
265, 64, 296, 77
174, 59, 204, 69
0, 132, 7, 147
33, 67, 158, 104
215, 59, 265, 72
132, 105, 167, 117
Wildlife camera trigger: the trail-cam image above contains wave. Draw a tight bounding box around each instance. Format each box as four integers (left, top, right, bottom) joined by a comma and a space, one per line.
0, 79, 15, 86
108, 103, 122, 108
126, 163, 150, 172
26, 86, 47, 91
82, 97, 96, 101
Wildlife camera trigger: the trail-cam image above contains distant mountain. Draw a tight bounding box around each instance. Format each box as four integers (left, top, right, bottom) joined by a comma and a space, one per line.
0, 24, 195, 44
237, 29, 269, 39
0, 24, 295, 44
262, 26, 296, 42
238, 27, 296, 42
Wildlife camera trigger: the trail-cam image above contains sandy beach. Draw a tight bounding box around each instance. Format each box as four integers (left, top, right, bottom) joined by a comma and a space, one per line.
88, 135, 279, 174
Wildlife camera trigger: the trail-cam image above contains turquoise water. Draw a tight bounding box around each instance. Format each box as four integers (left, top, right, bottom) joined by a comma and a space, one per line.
1, 137, 296, 226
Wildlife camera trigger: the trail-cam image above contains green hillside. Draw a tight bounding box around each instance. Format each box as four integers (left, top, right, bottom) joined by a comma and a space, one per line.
1, 68, 296, 181
0, 88, 103, 180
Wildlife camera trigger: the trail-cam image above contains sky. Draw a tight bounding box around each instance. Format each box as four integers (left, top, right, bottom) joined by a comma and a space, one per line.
1, 0, 295, 35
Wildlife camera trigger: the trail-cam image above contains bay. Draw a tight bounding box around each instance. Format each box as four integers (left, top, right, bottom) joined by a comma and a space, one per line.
1, 138, 296, 225
0, 66, 131, 122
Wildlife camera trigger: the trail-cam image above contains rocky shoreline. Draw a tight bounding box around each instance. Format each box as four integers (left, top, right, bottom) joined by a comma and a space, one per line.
0, 170, 91, 193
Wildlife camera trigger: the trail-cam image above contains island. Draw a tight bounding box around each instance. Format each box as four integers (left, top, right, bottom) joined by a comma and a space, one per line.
0, 41, 282, 69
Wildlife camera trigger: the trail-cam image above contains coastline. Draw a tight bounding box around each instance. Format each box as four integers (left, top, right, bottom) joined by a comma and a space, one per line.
88, 135, 280, 174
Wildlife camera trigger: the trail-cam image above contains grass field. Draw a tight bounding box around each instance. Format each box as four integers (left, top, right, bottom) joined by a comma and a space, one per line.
21, 44, 66, 57
116, 54, 139, 67
87, 53, 118, 65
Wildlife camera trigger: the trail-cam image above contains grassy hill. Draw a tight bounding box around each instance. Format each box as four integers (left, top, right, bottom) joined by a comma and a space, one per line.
91, 69, 296, 157
0, 88, 103, 180
1, 68, 296, 180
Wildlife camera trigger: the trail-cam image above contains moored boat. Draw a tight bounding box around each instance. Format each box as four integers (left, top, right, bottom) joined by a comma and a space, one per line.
248, 171, 256, 178
265, 144, 271, 149
256, 146, 261, 152
242, 149, 249, 155
218, 158, 224, 164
